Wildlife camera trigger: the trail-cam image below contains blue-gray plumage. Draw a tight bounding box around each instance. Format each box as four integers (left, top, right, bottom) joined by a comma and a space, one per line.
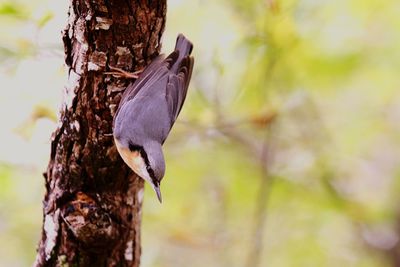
113, 34, 194, 202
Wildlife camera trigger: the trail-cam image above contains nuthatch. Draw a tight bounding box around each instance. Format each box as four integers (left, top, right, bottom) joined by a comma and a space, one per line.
112, 34, 194, 203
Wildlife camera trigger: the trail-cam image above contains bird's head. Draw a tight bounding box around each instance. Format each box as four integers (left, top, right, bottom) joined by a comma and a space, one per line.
114, 138, 165, 203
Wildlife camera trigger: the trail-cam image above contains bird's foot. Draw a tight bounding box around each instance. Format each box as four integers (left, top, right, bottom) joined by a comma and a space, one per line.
105, 66, 143, 79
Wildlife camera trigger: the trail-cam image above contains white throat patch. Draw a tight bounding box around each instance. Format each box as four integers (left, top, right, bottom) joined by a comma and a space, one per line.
114, 139, 153, 184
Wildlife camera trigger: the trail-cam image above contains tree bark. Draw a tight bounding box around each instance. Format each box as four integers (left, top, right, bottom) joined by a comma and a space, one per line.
34, 1, 166, 266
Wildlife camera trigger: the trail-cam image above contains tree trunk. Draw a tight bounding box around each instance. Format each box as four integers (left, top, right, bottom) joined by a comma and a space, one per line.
34, 1, 166, 266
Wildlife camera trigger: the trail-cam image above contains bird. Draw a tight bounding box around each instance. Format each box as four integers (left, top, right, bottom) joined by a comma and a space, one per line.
112, 34, 194, 203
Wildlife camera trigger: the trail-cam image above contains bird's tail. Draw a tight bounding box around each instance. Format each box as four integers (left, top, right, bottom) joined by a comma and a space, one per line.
175, 34, 193, 58
171, 34, 193, 73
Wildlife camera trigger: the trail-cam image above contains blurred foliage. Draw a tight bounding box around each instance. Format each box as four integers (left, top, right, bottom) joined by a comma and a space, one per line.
0, 0, 61, 69
1, 0, 400, 266
0, 164, 42, 266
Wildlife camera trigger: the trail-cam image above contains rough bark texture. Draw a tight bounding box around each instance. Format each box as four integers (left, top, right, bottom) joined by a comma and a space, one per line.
34, 1, 166, 266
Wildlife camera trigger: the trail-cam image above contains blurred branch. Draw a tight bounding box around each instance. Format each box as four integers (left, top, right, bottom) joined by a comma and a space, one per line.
245, 124, 275, 267
180, 98, 277, 267
212, 72, 276, 265
216, 122, 262, 158
183, 36, 281, 265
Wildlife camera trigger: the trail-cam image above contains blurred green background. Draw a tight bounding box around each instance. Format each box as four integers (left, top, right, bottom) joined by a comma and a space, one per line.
1, 0, 400, 266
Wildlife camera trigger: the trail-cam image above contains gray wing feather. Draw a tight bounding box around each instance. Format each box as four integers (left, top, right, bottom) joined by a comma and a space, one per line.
165, 56, 194, 124
166, 75, 183, 122
115, 56, 173, 119
115, 51, 180, 112
119, 57, 164, 104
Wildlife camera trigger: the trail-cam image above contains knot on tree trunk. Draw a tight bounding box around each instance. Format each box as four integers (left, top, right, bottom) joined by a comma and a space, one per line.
61, 192, 118, 250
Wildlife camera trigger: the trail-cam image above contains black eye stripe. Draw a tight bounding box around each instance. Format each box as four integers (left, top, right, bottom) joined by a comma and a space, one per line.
140, 150, 156, 180
129, 143, 142, 152
129, 143, 156, 180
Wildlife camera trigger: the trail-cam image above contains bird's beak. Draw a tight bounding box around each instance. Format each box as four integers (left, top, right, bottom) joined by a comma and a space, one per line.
153, 183, 162, 203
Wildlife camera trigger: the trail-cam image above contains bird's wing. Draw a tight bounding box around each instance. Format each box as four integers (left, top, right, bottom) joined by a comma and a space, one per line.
115, 52, 180, 119
165, 55, 194, 123
120, 56, 164, 103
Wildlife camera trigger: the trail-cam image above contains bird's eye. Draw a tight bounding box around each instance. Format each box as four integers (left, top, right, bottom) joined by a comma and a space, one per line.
129, 143, 142, 152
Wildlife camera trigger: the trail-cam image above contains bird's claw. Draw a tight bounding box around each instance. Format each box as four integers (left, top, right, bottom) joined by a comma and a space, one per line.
105, 66, 143, 79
